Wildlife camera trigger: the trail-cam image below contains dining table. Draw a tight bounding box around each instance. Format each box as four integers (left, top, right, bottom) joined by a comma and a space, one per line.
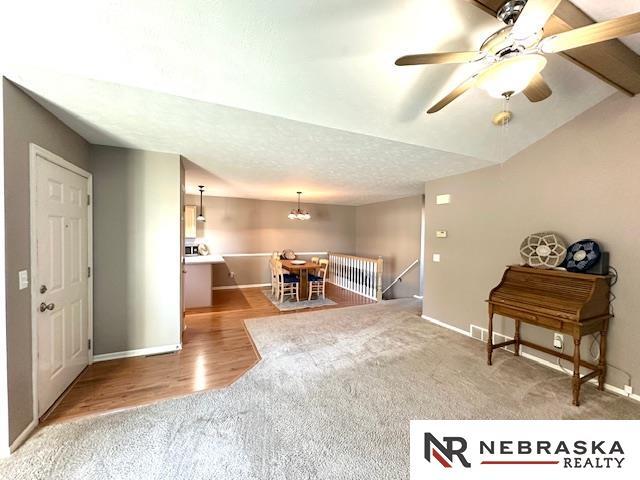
280, 260, 321, 299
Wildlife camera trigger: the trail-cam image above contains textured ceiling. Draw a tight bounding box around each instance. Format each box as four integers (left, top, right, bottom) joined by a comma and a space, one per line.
18, 72, 491, 205
2, 0, 632, 204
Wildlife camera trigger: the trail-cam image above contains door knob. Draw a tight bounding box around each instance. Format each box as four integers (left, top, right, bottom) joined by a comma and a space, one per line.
40, 285, 48, 294
39, 302, 55, 312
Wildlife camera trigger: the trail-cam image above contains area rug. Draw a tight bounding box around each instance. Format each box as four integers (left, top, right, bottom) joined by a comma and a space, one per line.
262, 289, 337, 311
2, 299, 639, 480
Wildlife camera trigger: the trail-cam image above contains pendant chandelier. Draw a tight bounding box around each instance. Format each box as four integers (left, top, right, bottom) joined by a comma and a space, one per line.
288, 191, 311, 220
197, 185, 206, 222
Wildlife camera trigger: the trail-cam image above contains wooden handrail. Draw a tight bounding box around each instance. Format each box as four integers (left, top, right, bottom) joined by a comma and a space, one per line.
329, 252, 381, 262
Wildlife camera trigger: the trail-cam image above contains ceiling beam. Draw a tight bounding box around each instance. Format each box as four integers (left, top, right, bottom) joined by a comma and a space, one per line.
470, 0, 640, 95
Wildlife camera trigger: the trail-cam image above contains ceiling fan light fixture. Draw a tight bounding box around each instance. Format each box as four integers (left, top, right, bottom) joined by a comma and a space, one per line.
478, 54, 547, 99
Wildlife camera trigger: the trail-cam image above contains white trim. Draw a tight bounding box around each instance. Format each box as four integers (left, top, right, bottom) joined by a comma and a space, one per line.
421, 314, 640, 404
29, 144, 94, 428
93, 344, 182, 362
8, 419, 37, 455
212, 283, 270, 291
220, 251, 328, 258
421, 314, 471, 337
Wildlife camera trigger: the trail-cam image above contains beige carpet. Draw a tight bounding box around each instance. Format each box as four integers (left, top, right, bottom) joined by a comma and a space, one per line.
1, 299, 639, 479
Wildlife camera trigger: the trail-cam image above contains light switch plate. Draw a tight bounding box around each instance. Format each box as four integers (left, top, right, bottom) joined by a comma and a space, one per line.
432, 253, 441, 262
436, 194, 451, 205
436, 230, 448, 238
18, 270, 29, 290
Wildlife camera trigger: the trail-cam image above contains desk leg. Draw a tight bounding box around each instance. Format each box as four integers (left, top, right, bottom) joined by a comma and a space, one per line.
572, 336, 581, 406
598, 319, 609, 391
514, 319, 521, 357
487, 307, 494, 366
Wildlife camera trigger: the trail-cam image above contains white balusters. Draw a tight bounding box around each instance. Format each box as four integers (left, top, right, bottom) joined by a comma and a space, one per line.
327, 253, 383, 301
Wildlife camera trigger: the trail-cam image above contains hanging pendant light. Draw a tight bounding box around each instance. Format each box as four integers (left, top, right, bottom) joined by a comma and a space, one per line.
197, 185, 206, 222
288, 191, 311, 220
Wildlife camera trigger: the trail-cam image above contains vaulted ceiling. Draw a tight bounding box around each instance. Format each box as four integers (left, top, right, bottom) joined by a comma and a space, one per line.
2, 0, 638, 205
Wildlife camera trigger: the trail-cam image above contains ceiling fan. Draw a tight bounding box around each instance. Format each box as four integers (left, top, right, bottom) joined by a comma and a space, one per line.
395, 0, 640, 113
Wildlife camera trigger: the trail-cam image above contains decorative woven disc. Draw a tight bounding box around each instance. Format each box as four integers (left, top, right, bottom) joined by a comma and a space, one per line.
519, 232, 567, 269
565, 239, 601, 272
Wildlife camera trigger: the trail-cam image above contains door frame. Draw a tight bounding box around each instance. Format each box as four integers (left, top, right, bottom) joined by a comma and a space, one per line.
28, 143, 93, 422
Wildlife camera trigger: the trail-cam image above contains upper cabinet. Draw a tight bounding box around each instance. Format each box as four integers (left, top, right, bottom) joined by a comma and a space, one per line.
184, 205, 197, 238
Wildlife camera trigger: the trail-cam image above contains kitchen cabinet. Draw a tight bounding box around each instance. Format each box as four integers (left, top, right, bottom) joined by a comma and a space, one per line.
184, 205, 197, 238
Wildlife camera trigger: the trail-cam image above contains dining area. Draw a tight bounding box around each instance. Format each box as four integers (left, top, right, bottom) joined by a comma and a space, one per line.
268, 251, 330, 309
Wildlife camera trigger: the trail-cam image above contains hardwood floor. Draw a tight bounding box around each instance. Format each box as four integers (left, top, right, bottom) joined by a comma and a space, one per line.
42, 284, 373, 424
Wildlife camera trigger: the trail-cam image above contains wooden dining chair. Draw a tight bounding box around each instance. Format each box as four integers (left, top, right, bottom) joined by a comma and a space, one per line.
309, 256, 322, 275
269, 258, 279, 296
308, 259, 329, 300
275, 260, 299, 303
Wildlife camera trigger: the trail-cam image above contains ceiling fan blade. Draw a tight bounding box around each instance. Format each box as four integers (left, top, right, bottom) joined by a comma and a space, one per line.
395, 51, 484, 66
523, 73, 552, 102
512, 0, 562, 39
540, 12, 640, 53
427, 74, 478, 114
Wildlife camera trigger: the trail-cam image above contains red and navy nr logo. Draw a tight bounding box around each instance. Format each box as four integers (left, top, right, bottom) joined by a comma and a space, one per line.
424, 433, 471, 468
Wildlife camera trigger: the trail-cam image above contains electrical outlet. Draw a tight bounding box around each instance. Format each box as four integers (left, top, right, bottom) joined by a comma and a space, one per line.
432, 253, 441, 262
553, 333, 563, 349
624, 385, 633, 396
229, 271, 236, 279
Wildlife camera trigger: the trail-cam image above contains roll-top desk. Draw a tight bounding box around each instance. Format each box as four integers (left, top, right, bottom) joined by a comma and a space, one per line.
487, 265, 612, 406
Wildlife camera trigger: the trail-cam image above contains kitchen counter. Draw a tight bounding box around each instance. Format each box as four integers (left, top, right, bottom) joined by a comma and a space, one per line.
183, 254, 225, 265
183, 254, 225, 309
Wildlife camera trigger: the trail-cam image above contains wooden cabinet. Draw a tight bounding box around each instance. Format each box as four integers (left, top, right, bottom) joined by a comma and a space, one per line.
184, 205, 197, 238
184, 264, 212, 308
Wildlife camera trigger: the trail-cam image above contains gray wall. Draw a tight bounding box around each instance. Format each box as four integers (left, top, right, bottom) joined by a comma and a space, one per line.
2, 79, 90, 443
186, 195, 356, 287
422, 92, 640, 392
355, 195, 422, 298
91, 146, 182, 355
186, 194, 422, 295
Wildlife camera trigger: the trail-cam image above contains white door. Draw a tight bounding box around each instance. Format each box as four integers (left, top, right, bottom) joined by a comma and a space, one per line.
33, 149, 89, 416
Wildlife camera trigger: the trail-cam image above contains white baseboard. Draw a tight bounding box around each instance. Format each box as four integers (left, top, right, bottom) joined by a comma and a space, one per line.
421, 314, 640, 404
212, 283, 270, 291
5, 418, 37, 456
422, 314, 470, 337
93, 344, 181, 362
